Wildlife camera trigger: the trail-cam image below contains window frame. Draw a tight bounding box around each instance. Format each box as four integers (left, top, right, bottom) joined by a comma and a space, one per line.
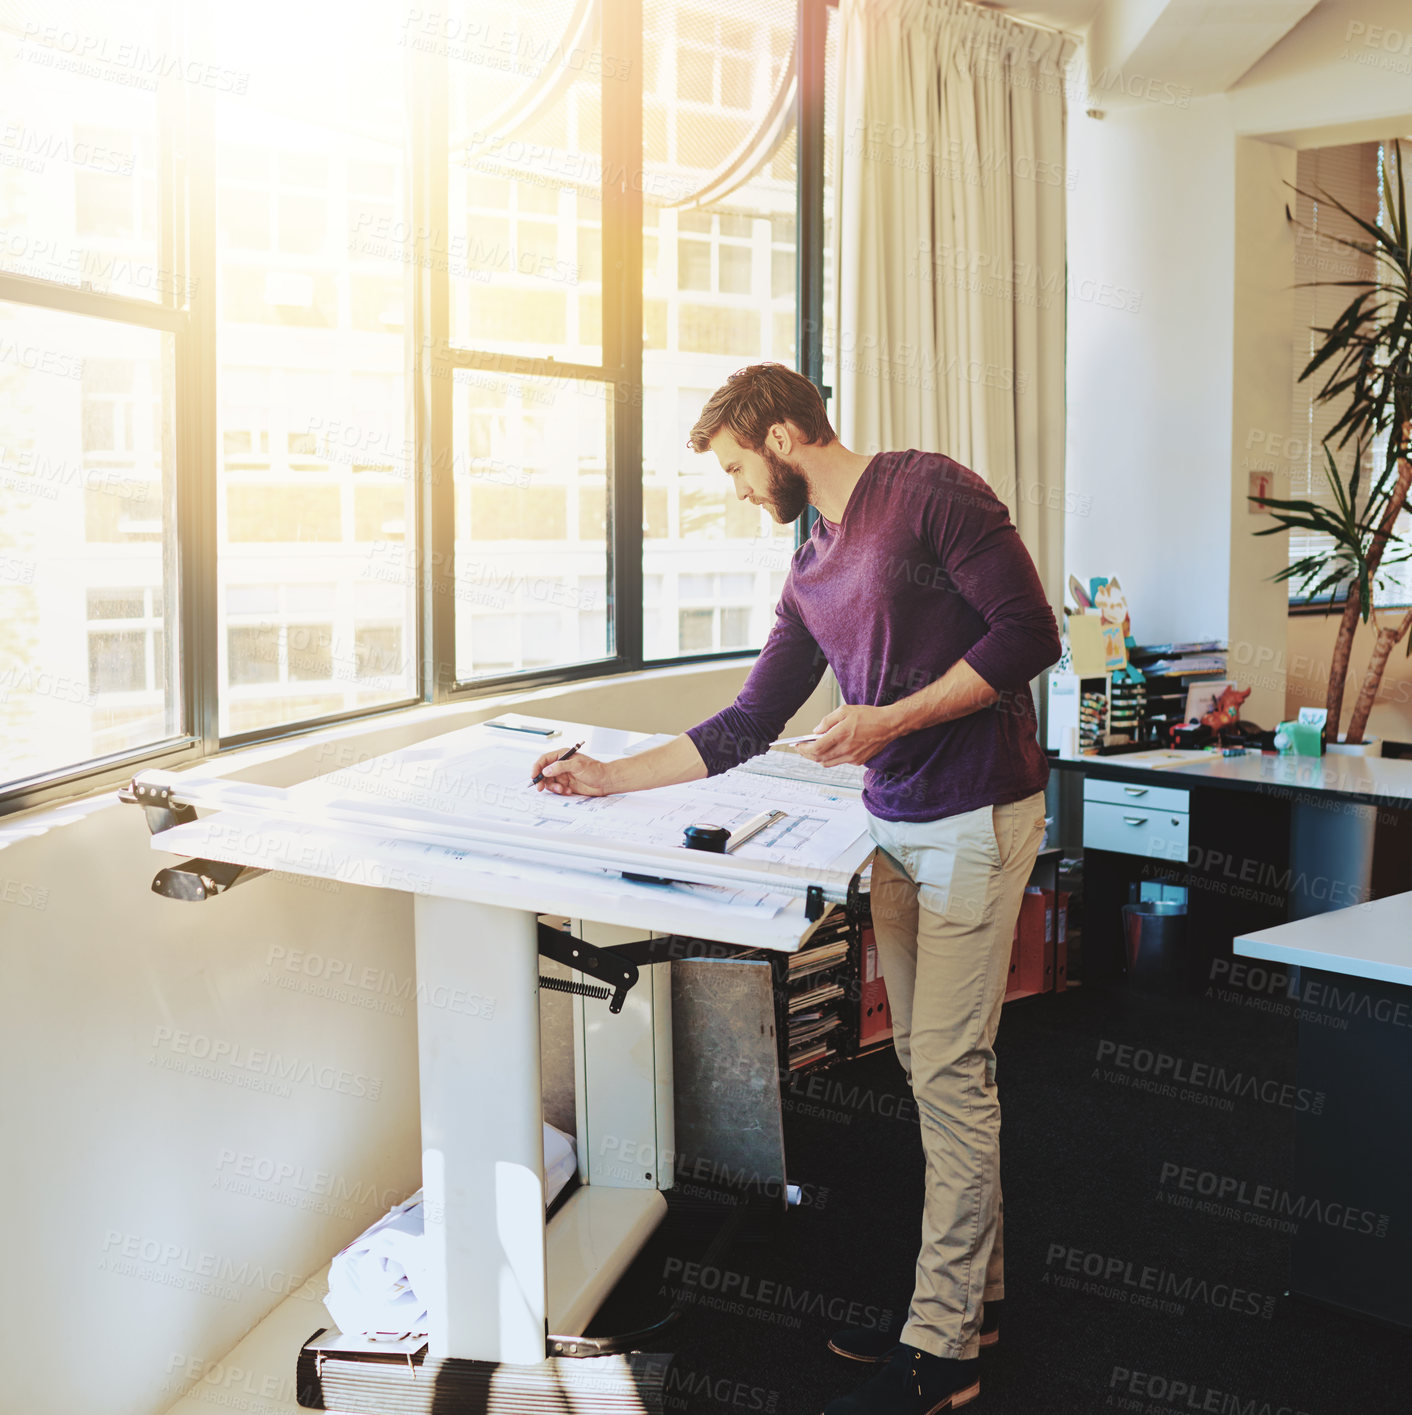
0, 0, 833, 816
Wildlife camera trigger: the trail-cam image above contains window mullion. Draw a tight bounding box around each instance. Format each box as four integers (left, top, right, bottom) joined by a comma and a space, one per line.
796, 0, 827, 548
412, 37, 453, 703
177, 28, 220, 755
603, 0, 644, 669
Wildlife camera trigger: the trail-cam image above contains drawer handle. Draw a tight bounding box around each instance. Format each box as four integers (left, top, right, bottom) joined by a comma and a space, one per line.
1123, 816, 1149, 825
1123, 786, 1148, 796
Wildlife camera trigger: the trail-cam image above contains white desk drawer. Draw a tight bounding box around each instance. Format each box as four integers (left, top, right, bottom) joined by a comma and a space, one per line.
1083, 777, 1190, 814
1083, 799, 1189, 861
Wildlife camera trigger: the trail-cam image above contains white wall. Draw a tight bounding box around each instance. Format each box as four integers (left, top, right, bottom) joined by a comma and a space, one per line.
0, 662, 833, 1415
1229, 136, 1297, 727
1064, 96, 1235, 644
1066, 0, 1412, 714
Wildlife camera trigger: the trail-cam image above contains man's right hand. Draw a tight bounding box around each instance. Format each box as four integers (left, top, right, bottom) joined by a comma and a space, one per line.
532, 750, 614, 797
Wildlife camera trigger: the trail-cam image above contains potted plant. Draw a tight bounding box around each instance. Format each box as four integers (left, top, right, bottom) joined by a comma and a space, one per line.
1253, 140, 1412, 751
1256, 440, 1411, 753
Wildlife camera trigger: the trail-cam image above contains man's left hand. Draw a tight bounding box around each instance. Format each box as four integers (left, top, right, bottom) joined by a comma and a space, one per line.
797, 704, 900, 767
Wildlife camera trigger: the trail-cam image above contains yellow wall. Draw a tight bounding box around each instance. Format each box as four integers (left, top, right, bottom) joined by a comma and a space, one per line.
1285, 609, 1412, 746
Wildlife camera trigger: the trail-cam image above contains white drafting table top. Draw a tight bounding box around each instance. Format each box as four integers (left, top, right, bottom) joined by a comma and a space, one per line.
1234, 890, 1412, 988
1061, 747, 1412, 810
144, 716, 877, 952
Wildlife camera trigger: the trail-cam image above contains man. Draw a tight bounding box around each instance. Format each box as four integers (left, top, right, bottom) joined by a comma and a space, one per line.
533, 363, 1060, 1413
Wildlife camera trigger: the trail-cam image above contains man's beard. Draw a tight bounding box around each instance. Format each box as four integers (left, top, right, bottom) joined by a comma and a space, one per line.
759, 445, 812, 523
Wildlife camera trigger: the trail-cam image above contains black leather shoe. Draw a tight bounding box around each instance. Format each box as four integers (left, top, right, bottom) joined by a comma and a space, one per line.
828, 1302, 1000, 1362
822, 1345, 980, 1415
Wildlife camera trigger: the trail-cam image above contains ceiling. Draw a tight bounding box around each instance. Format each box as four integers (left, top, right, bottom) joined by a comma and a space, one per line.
984, 0, 1330, 101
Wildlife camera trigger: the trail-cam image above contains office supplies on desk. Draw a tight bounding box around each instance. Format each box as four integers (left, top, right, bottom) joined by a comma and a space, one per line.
1275, 719, 1324, 756
683, 823, 730, 852
486, 717, 560, 738
727, 809, 787, 853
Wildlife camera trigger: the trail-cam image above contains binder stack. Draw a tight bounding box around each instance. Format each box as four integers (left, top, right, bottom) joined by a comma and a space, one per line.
779, 910, 854, 1074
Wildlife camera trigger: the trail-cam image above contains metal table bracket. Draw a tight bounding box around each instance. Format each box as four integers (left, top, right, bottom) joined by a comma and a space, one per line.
536, 921, 639, 1013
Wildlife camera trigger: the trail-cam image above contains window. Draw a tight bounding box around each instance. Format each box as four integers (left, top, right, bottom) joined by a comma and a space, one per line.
640, 0, 801, 661
452, 373, 612, 679
1285, 142, 1410, 608
211, 3, 418, 738
0, 299, 178, 787
0, 14, 163, 302
0, 0, 831, 809
447, 0, 603, 366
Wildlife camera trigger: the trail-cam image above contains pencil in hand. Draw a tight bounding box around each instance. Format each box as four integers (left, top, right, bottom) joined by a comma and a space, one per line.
531, 740, 585, 785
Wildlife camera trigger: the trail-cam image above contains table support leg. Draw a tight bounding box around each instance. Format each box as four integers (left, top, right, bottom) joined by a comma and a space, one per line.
1289, 798, 1376, 918
414, 895, 545, 1363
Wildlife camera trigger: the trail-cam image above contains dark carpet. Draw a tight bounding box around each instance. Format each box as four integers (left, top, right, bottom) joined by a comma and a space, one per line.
591, 980, 1412, 1415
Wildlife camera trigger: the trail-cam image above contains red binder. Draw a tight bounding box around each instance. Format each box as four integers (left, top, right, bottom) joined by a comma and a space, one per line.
1016, 887, 1054, 994
859, 927, 893, 1045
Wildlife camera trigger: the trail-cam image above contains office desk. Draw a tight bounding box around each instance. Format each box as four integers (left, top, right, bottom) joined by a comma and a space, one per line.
1236, 895, 1412, 1329
128, 717, 873, 1404
1049, 749, 1412, 978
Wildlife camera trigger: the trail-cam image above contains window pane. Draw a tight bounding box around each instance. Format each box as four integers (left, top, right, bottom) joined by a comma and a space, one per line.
0, 304, 177, 787
642, 0, 799, 663
87, 588, 146, 620
719, 243, 753, 294
228, 626, 279, 686
446, 0, 603, 361
453, 372, 611, 681
88, 630, 147, 694
822, 3, 840, 406
678, 607, 714, 653
211, 3, 416, 737
0, 6, 168, 303
721, 605, 751, 648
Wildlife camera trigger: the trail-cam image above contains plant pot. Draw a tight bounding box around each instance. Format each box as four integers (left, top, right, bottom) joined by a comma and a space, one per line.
1326, 735, 1382, 757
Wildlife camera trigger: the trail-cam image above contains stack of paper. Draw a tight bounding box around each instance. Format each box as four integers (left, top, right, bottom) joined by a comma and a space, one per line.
738, 750, 867, 793
324, 1122, 577, 1337
786, 938, 850, 979
782, 912, 855, 1071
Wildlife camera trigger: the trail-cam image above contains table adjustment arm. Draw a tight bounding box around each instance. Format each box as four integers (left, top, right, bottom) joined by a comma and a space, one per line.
536, 921, 639, 1014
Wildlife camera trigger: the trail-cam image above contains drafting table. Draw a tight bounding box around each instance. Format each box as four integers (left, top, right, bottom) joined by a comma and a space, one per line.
125, 716, 874, 1383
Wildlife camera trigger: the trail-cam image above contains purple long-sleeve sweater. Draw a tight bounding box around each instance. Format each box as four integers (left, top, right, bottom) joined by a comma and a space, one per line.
686, 450, 1061, 822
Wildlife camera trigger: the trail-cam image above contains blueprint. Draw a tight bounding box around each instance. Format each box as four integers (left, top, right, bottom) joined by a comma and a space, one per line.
297, 732, 870, 875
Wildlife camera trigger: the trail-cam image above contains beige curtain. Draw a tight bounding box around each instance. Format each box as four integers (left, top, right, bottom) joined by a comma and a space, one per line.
833, 0, 1073, 606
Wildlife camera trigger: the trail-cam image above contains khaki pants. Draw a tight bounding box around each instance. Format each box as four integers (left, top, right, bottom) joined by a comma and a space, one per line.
866, 791, 1047, 1360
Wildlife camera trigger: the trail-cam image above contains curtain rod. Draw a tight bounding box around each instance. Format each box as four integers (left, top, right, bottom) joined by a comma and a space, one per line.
968, 1, 1082, 42
824, 0, 1082, 44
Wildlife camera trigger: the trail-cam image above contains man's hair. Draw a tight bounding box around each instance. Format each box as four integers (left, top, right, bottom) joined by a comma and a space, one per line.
687, 362, 836, 454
